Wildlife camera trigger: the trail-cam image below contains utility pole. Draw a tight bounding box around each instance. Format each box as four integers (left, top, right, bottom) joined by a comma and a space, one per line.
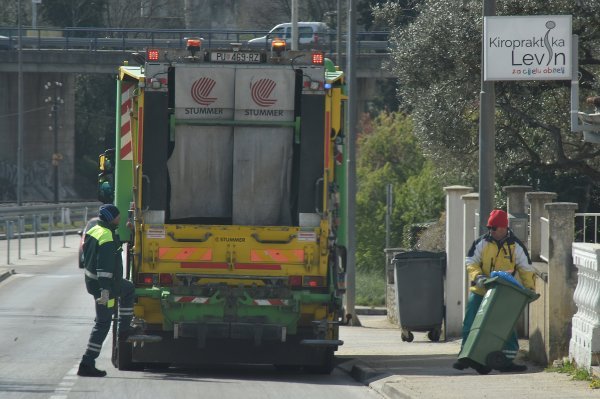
291, 0, 298, 51
478, 0, 496, 233
45, 81, 64, 203
345, 0, 359, 326
17, 0, 23, 205
337, 0, 342, 65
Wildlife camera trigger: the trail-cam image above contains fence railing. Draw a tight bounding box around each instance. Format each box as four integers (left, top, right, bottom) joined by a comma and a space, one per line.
0, 202, 100, 265
574, 212, 600, 243
0, 26, 390, 54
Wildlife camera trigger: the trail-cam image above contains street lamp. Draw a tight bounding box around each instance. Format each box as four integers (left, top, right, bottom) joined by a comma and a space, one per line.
44, 81, 64, 203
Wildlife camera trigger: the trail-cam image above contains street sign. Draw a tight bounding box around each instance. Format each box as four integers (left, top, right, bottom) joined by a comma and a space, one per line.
484, 15, 572, 81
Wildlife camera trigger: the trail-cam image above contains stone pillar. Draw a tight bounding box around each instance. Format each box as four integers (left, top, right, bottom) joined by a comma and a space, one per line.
546, 202, 578, 363
570, 243, 600, 370
526, 192, 557, 261
503, 185, 532, 244
444, 185, 473, 337
462, 192, 479, 319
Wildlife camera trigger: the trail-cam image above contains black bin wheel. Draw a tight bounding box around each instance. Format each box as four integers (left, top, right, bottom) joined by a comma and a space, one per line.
486, 351, 509, 370
401, 331, 414, 342
427, 329, 441, 342
474, 364, 492, 375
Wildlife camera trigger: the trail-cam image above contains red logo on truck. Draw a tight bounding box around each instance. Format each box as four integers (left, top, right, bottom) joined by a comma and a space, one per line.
250, 78, 277, 107
191, 77, 217, 106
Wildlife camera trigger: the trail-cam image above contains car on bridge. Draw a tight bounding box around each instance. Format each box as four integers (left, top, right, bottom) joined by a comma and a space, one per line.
247, 22, 332, 49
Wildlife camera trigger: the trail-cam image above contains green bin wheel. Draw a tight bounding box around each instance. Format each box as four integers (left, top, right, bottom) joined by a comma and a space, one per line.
486, 351, 509, 370
427, 329, 441, 342
474, 364, 492, 375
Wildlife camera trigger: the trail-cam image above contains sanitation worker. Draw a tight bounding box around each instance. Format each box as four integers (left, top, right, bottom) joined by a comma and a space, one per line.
452, 209, 536, 372
78, 204, 135, 377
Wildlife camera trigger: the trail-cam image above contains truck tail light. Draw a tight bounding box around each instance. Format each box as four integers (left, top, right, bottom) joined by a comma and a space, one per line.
303, 276, 325, 287
159, 273, 173, 286
289, 275, 325, 288
311, 51, 324, 65
146, 49, 160, 62
138, 273, 157, 286
289, 275, 302, 287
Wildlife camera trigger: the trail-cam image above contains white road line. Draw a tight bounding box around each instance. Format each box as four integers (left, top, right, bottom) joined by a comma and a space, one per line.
49, 363, 80, 399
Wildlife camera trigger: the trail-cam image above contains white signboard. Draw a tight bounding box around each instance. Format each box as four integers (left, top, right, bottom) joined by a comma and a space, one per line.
174, 65, 235, 119
484, 15, 572, 81
234, 68, 295, 121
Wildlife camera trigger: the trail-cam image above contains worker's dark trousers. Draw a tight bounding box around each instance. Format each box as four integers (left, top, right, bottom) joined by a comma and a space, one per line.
81, 279, 135, 367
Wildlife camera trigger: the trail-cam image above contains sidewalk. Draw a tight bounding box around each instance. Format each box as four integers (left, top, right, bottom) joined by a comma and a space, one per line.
0, 234, 80, 280
338, 312, 597, 399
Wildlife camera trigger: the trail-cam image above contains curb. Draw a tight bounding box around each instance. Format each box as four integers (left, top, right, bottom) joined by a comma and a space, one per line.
338, 360, 415, 399
0, 268, 14, 283
355, 306, 387, 316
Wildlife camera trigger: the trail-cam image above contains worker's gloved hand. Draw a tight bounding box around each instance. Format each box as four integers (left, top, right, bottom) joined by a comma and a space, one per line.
96, 289, 110, 306
474, 275, 487, 289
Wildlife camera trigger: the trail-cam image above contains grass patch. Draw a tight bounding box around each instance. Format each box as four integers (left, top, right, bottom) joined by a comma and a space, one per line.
545, 359, 600, 389
356, 269, 386, 307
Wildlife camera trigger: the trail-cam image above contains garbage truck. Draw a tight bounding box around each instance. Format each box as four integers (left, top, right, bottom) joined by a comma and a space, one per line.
104, 38, 349, 373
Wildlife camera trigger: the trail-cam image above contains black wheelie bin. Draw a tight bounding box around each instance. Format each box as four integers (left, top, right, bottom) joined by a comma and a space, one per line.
458, 274, 540, 374
393, 251, 446, 342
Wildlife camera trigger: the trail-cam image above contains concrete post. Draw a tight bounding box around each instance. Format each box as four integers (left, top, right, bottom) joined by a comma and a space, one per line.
503, 185, 532, 245
526, 192, 557, 261
444, 185, 473, 337
462, 193, 479, 319
545, 202, 578, 363
503, 186, 532, 337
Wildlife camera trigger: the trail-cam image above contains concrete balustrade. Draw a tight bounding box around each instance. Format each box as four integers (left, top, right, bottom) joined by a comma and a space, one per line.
570, 243, 600, 369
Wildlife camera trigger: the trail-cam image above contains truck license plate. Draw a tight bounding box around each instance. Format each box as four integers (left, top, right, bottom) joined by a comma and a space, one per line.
211, 52, 261, 63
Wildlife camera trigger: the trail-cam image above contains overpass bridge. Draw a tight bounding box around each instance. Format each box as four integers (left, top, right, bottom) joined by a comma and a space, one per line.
0, 27, 392, 201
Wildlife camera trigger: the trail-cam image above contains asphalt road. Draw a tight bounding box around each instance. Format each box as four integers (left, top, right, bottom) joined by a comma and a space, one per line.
0, 236, 381, 399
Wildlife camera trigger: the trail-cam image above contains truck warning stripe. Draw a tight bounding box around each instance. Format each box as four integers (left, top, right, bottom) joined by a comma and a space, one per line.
252, 299, 289, 306
181, 262, 228, 269
235, 263, 282, 270
158, 247, 212, 261
250, 249, 304, 263
173, 296, 210, 304
120, 83, 134, 161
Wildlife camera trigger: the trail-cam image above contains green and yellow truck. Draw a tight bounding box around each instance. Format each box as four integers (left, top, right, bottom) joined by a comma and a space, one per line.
105, 39, 349, 373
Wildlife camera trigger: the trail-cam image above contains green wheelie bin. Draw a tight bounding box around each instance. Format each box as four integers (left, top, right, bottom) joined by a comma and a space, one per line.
458, 275, 540, 374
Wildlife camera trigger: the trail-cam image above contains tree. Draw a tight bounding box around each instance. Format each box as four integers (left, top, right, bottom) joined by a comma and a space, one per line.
356, 112, 444, 274
379, 0, 600, 210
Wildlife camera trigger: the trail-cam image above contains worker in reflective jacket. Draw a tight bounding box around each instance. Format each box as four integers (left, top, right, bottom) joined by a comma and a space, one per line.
78, 204, 135, 377
453, 209, 536, 373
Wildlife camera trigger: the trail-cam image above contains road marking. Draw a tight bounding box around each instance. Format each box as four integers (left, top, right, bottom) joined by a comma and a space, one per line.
49, 363, 79, 399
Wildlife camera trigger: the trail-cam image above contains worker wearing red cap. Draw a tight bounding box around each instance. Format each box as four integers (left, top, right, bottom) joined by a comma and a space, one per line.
453, 209, 536, 372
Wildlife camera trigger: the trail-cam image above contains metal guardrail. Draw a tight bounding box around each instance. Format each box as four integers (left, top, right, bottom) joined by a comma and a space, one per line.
0, 202, 100, 265
0, 26, 390, 54
574, 212, 600, 243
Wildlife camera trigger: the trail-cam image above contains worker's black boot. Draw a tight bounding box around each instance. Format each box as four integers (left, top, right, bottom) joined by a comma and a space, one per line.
452, 359, 468, 370
77, 362, 107, 377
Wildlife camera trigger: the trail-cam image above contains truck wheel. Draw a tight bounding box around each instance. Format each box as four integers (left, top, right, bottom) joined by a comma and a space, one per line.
305, 348, 334, 374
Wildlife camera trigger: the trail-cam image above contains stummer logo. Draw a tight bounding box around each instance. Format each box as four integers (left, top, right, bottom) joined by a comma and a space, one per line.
484, 15, 572, 81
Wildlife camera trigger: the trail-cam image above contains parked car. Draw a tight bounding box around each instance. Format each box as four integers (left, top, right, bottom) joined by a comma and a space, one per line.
78, 217, 99, 268
247, 22, 332, 49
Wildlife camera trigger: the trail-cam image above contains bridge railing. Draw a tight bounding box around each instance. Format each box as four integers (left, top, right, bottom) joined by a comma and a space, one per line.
0, 26, 390, 54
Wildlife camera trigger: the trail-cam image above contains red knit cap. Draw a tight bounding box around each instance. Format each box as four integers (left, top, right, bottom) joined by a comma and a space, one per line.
487, 209, 508, 228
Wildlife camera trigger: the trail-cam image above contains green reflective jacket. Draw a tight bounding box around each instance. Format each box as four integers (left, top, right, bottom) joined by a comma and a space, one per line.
83, 220, 124, 297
